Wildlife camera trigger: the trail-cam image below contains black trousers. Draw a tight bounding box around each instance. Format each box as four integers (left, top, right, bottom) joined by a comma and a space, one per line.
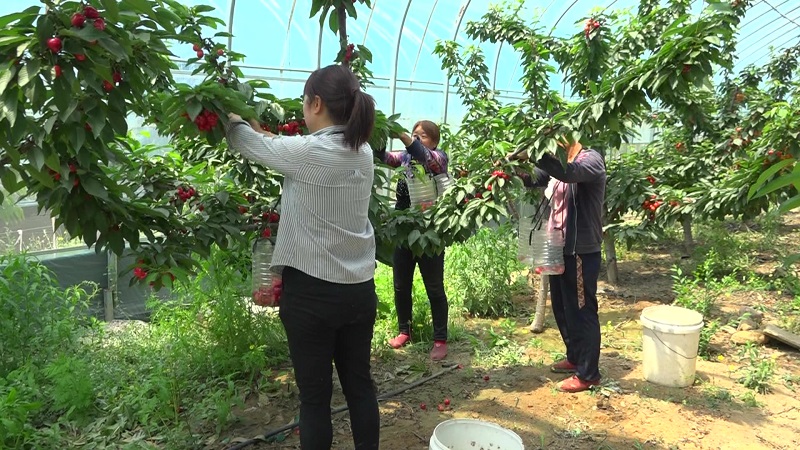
392, 247, 449, 341
279, 267, 380, 449
549, 252, 602, 382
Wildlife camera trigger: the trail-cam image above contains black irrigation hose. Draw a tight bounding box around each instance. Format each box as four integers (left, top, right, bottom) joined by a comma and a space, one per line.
224, 363, 461, 450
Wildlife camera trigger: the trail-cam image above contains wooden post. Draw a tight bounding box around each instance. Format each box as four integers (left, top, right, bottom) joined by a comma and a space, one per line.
682, 215, 693, 257
604, 232, 619, 285
530, 274, 549, 333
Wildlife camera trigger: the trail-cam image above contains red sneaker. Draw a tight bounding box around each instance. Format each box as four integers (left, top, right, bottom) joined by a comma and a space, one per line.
559, 375, 600, 393
389, 333, 411, 349
550, 359, 578, 373
430, 341, 448, 361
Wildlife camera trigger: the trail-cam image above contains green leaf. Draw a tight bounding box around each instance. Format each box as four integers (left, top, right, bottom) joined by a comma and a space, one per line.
1, 91, 18, 127
87, 107, 107, 137
69, 126, 86, 152
81, 176, 109, 200
748, 158, 794, 199
43, 147, 59, 171
408, 229, 421, 245
215, 191, 230, 205
27, 165, 54, 188
752, 163, 800, 200
1, 168, 20, 193
108, 110, 128, 136
99, 38, 128, 61
28, 145, 45, 170
328, 9, 339, 34
0, 6, 41, 29
186, 101, 203, 121
101, 0, 121, 21
0, 64, 17, 93
591, 103, 604, 121
43, 115, 57, 134
779, 194, 800, 214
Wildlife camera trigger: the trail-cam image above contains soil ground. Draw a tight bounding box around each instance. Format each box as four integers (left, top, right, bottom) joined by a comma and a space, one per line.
219, 218, 800, 450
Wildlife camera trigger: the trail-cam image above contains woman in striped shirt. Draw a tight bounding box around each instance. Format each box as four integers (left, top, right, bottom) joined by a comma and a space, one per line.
375, 121, 451, 361
225, 64, 380, 449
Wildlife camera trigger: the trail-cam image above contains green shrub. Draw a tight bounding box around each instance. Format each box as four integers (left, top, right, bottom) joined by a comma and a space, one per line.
445, 223, 526, 318
0, 253, 95, 376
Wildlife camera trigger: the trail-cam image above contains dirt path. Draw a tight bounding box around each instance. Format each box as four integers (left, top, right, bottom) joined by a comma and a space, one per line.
221, 220, 800, 450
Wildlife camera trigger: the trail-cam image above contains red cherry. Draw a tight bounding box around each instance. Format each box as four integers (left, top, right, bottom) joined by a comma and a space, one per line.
192, 43, 201, 52
83, 6, 100, 19
46, 37, 62, 53
112, 72, 122, 83
196, 50, 204, 58
103, 80, 114, 92
420, 403, 426, 410
261, 228, 272, 238
54, 65, 62, 78
71, 13, 86, 28
238, 205, 248, 214
437, 404, 445, 412
198, 205, 205, 212
483, 375, 490, 381
74, 53, 86, 62
69, 163, 77, 173
73, 177, 80, 187
443, 398, 450, 406
93, 18, 105, 31
217, 49, 224, 56
84, 123, 92, 132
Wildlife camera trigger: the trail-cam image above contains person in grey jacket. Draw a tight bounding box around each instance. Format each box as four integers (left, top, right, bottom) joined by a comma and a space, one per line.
508, 138, 606, 393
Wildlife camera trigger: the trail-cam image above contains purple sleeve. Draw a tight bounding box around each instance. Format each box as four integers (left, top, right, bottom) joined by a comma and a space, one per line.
382, 151, 404, 168
406, 140, 448, 174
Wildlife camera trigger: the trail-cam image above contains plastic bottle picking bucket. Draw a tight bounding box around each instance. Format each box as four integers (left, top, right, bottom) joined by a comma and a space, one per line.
252, 238, 276, 306
407, 175, 437, 210
531, 229, 565, 275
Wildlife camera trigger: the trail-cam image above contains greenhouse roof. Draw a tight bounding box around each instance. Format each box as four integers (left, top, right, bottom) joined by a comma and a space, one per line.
2, 0, 796, 128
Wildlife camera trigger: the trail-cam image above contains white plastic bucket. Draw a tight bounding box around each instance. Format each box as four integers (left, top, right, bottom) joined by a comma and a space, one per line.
430, 419, 524, 450
640, 305, 704, 388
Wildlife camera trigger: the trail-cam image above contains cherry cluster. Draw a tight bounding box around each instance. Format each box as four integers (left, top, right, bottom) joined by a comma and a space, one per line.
344, 43, 356, 62
584, 18, 601, 38
193, 109, 220, 132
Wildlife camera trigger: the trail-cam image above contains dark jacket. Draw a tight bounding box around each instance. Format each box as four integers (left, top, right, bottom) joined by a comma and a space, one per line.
520, 149, 606, 255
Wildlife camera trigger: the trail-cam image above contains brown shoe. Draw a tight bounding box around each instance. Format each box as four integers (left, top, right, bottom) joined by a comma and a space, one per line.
389, 333, 411, 349
430, 341, 447, 361
559, 375, 600, 393
550, 359, 578, 373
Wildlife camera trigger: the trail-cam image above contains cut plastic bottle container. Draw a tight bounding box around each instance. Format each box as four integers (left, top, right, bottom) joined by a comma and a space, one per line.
531, 229, 565, 275
406, 175, 437, 209
433, 173, 453, 198
518, 220, 535, 265
252, 237, 275, 306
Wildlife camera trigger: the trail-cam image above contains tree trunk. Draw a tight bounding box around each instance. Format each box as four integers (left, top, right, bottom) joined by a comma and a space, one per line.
337, 6, 349, 67
604, 232, 619, 285
682, 215, 693, 258
529, 274, 549, 333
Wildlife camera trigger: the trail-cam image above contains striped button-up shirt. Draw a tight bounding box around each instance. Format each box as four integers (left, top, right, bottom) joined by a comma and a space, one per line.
225, 120, 376, 284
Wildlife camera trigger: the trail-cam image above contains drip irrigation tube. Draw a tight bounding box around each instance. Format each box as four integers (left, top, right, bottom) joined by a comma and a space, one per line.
224, 363, 461, 450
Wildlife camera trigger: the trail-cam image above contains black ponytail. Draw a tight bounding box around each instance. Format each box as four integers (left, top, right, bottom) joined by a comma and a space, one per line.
344, 90, 375, 150
303, 65, 377, 151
